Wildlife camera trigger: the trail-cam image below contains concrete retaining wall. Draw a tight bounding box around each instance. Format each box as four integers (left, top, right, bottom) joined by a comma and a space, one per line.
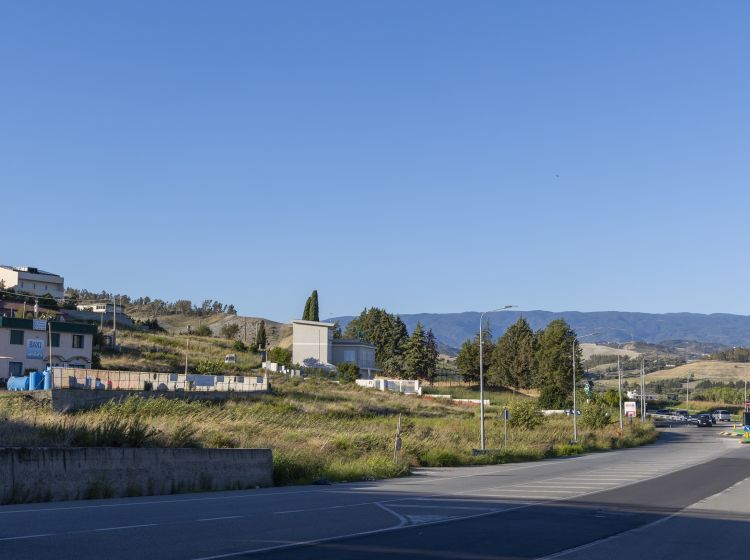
49, 388, 267, 413
0, 447, 273, 504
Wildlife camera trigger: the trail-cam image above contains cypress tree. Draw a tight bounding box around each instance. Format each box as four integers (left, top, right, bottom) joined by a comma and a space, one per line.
302, 296, 311, 320
310, 290, 319, 322
403, 322, 428, 380
255, 320, 267, 350
490, 317, 535, 390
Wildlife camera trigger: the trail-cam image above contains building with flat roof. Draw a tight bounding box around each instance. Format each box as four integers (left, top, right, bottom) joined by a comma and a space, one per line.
0, 317, 97, 380
0, 266, 65, 299
292, 320, 379, 378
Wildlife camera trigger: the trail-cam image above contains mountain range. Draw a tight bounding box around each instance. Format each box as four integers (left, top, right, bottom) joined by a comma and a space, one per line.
327, 310, 750, 354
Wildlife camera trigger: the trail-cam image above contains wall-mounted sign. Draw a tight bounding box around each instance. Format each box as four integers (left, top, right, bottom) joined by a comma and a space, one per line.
27, 338, 45, 359
32, 320, 47, 331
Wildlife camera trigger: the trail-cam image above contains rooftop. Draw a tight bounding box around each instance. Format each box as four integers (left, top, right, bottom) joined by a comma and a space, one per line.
292, 319, 336, 328
0, 265, 62, 278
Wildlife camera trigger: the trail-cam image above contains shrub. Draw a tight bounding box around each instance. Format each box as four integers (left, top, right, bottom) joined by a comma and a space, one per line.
580, 401, 611, 429
220, 323, 240, 340
509, 399, 545, 430
232, 340, 248, 352
538, 385, 570, 409
269, 347, 292, 367
195, 359, 223, 374
337, 362, 360, 383
193, 325, 212, 337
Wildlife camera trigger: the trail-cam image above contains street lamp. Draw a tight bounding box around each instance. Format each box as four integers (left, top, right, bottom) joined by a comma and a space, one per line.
572, 332, 599, 443
479, 305, 516, 451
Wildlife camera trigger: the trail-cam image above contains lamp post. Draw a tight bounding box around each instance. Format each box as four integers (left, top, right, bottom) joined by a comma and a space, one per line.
479, 305, 516, 451
572, 332, 599, 443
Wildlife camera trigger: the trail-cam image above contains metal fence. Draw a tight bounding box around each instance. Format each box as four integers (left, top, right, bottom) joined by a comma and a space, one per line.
51, 367, 268, 393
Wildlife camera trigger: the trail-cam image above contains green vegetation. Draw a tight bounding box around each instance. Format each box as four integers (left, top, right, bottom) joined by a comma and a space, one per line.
99, 330, 261, 373
301, 290, 319, 322
344, 309, 438, 380
456, 318, 582, 409
337, 362, 360, 383
0, 376, 657, 486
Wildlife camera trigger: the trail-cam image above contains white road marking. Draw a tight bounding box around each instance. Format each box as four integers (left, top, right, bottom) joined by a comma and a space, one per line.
198, 516, 243, 522
95, 523, 158, 532
0, 533, 54, 542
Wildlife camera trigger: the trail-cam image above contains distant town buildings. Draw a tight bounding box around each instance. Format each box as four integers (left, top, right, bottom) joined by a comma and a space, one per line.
0, 266, 65, 299
76, 301, 124, 315
292, 320, 379, 378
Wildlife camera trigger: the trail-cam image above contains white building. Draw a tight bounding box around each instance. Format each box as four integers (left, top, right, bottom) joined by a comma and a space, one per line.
0, 266, 65, 299
76, 301, 124, 314
292, 320, 379, 378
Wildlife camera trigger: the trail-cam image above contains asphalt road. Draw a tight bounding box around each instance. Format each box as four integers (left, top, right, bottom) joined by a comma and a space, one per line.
1, 425, 748, 559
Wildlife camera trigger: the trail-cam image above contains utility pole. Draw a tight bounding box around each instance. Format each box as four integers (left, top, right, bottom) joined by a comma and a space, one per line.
572, 339, 577, 443
112, 296, 117, 350
686, 372, 691, 411
641, 357, 646, 421
618, 355, 624, 430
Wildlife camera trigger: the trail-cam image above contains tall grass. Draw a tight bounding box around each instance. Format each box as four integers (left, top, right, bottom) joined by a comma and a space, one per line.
0, 377, 657, 486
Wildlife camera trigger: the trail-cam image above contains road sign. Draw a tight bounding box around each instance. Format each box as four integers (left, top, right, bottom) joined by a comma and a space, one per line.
624, 401, 637, 418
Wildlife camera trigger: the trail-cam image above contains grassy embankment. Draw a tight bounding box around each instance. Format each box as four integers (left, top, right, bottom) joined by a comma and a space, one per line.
99, 330, 262, 373
0, 376, 656, 487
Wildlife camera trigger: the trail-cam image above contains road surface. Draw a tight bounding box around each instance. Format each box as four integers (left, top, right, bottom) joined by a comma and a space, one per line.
1, 425, 748, 559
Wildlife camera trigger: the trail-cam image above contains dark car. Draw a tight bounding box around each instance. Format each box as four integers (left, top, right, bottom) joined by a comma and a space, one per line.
695, 414, 713, 427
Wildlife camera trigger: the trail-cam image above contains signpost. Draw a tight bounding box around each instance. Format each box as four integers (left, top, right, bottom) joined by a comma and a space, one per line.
624, 401, 637, 418
502, 407, 510, 449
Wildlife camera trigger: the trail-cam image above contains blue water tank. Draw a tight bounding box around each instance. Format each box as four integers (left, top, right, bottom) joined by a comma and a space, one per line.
43, 369, 52, 390
29, 371, 42, 390
7, 376, 30, 391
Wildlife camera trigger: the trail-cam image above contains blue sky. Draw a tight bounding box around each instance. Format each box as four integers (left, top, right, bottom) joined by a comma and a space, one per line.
2, 2, 750, 321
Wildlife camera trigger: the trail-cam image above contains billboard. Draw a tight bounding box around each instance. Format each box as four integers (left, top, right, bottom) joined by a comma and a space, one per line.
624, 401, 637, 418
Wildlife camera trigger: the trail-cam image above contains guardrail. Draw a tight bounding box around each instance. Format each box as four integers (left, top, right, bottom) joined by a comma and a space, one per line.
51, 367, 267, 393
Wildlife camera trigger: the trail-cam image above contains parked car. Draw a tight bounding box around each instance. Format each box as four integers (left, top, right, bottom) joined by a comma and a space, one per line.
712, 410, 731, 422
674, 409, 690, 418
695, 414, 713, 427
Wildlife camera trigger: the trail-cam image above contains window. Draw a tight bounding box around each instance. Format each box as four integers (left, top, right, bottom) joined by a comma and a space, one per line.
10, 330, 23, 345
72, 335, 84, 349
9, 362, 22, 376
51, 333, 60, 347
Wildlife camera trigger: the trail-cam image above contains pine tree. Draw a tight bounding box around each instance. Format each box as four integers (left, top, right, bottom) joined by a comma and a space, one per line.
455, 322, 494, 384
425, 328, 439, 385
403, 322, 428, 380
489, 317, 535, 390
534, 319, 581, 408
310, 290, 319, 322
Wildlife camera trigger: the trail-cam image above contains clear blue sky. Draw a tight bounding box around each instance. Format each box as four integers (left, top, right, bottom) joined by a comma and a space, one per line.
2, 2, 749, 322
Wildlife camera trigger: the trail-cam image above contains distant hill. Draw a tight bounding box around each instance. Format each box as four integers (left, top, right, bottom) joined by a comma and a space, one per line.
328, 310, 750, 354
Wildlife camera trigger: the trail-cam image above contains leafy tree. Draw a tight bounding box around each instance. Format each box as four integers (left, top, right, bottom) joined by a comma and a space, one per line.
255, 320, 267, 350
332, 320, 342, 339
226, 304, 237, 315
403, 322, 429, 380
220, 323, 240, 340
425, 329, 439, 385
489, 317, 535, 390
269, 347, 292, 367
337, 362, 360, 383
534, 319, 581, 409
455, 323, 493, 383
